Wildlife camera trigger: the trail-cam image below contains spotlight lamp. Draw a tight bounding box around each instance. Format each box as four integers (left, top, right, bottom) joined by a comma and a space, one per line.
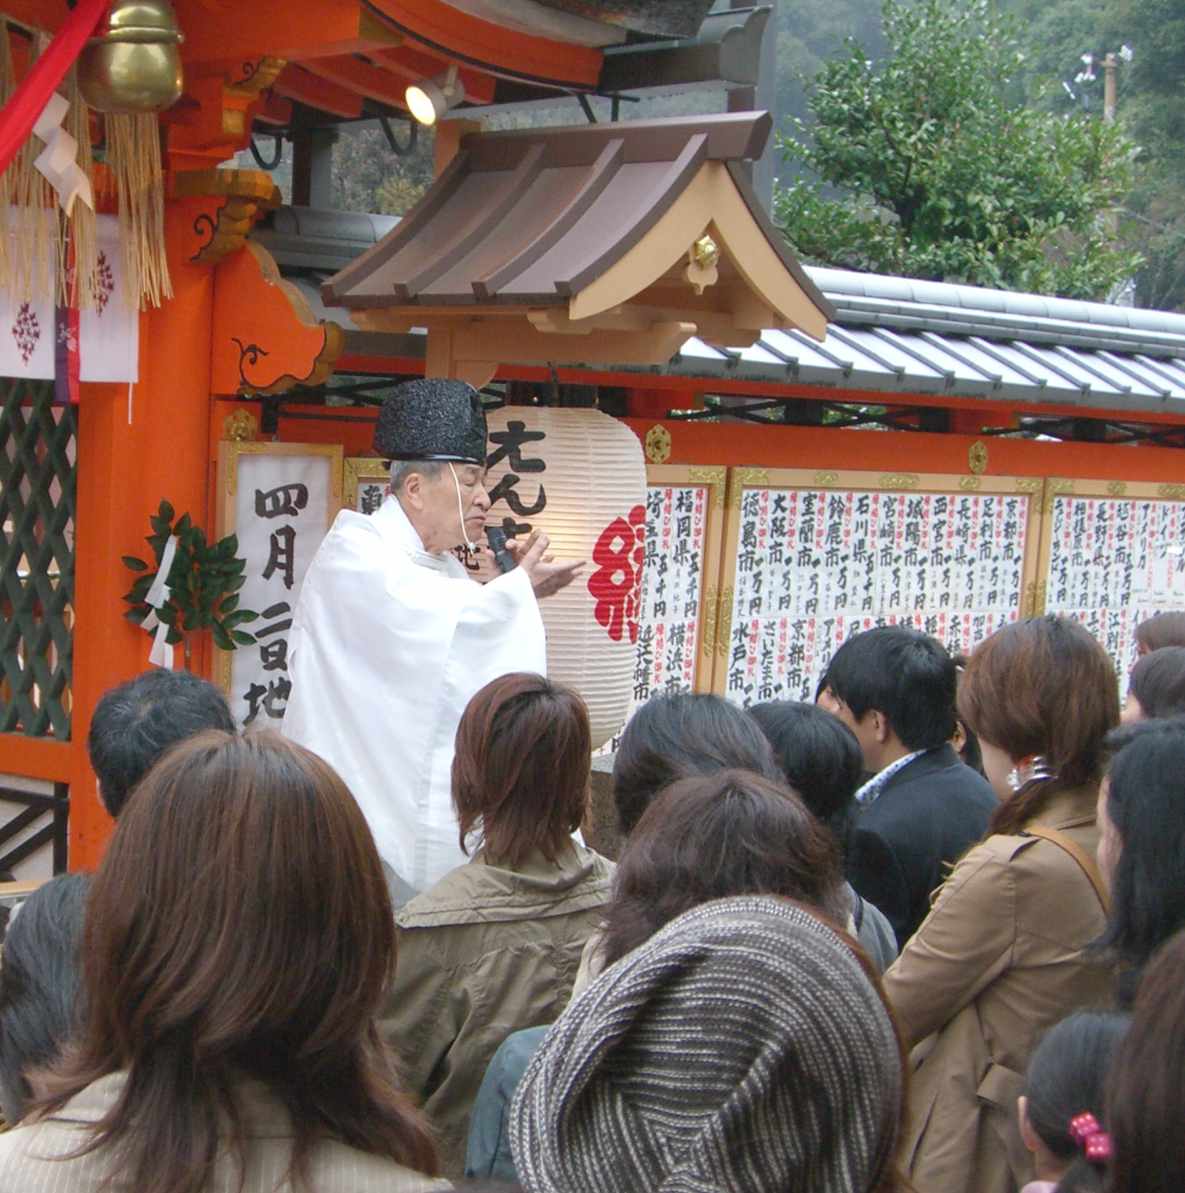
406, 63, 464, 127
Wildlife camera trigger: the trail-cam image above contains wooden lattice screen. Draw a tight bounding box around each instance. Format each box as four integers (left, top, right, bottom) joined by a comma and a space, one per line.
0, 379, 76, 738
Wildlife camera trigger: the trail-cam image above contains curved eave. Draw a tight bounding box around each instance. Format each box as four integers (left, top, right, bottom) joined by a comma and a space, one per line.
362, 0, 604, 89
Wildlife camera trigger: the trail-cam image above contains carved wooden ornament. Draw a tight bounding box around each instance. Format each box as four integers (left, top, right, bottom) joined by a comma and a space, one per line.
211, 240, 344, 395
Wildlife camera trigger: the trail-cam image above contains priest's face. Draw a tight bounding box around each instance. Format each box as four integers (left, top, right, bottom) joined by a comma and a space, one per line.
410, 463, 490, 553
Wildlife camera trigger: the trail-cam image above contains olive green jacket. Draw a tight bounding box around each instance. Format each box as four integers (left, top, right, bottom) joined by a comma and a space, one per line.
883, 785, 1113, 1193
381, 844, 613, 1179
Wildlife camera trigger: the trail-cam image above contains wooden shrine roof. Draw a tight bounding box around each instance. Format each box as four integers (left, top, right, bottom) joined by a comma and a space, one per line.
323, 111, 829, 319
318, 112, 832, 386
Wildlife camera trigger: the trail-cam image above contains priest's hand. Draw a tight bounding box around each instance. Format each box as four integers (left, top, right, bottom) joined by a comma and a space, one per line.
510, 531, 585, 599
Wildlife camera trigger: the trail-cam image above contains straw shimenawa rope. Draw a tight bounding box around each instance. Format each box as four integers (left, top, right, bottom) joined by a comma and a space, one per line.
0, 22, 170, 312
105, 111, 172, 309
0, 27, 55, 305
0, 28, 103, 309
64, 67, 97, 309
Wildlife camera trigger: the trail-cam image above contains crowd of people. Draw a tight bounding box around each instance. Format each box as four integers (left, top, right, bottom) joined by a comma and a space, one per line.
1, 611, 1185, 1192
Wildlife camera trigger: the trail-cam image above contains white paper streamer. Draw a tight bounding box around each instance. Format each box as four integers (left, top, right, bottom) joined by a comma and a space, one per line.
142, 535, 178, 669
32, 92, 93, 217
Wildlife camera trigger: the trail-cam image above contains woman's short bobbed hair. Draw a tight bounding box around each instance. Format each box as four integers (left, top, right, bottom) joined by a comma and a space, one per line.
1135, 612, 1185, 654
1128, 646, 1185, 719
958, 615, 1118, 786
452, 672, 590, 869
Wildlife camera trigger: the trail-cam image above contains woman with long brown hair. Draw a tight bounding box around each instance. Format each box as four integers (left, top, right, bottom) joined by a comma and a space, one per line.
882, 615, 1118, 1193
0, 730, 444, 1193
1106, 927, 1185, 1192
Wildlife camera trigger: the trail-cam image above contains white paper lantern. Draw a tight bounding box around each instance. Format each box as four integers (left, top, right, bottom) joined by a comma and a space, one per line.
480, 407, 646, 748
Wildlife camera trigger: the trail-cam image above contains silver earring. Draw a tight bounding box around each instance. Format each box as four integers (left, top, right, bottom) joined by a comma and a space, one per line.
1007, 755, 1056, 793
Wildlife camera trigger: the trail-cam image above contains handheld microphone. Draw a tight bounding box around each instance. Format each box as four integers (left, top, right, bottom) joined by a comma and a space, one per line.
485, 526, 516, 574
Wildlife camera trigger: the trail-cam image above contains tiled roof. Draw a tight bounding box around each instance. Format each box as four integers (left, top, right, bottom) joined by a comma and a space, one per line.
258, 207, 1185, 412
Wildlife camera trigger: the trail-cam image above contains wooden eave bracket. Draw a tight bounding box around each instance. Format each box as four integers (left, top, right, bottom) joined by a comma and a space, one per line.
565, 160, 832, 344
210, 241, 344, 395
172, 169, 282, 266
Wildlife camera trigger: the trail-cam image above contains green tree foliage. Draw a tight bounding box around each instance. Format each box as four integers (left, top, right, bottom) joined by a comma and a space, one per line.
772, 0, 885, 171
774, 0, 1141, 299
1002, 0, 1185, 310
331, 123, 435, 215
1106, 0, 1185, 309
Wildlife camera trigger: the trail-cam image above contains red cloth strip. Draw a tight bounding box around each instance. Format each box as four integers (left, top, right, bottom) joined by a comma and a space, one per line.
0, 0, 110, 178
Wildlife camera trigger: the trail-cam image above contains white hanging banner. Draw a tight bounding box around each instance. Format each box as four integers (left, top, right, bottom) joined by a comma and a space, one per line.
0, 212, 137, 382
80, 216, 138, 382
0, 210, 54, 378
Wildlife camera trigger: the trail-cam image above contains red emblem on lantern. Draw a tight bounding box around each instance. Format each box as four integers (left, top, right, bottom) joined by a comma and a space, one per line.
588, 504, 646, 644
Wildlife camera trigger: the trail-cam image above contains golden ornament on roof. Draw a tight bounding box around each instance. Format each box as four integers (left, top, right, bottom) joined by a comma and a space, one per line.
78, 0, 184, 114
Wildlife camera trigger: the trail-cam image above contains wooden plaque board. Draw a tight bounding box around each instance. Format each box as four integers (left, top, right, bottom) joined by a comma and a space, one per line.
343, 456, 389, 514
631, 464, 729, 702
1036, 477, 1185, 680
214, 441, 343, 728
711, 467, 1044, 705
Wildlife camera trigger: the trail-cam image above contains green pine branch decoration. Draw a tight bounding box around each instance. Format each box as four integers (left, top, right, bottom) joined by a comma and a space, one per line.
122, 499, 260, 666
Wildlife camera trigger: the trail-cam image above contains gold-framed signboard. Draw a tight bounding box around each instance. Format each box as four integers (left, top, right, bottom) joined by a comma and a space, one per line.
630, 464, 729, 703
1036, 477, 1185, 679
343, 456, 389, 514
709, 467, 1044, 704
214, 440, 343, 728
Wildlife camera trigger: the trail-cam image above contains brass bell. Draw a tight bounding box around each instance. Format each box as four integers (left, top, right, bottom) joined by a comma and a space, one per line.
77, 1, 184, 114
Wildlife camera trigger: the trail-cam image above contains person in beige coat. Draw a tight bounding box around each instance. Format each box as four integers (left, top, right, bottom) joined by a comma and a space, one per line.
883, 616, 1119, 1193
382, 673, 613, 1178
0, 730, 444, 1193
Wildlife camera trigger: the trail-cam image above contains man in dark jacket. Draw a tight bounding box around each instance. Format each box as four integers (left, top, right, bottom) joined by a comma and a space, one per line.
817, 626, 996, 948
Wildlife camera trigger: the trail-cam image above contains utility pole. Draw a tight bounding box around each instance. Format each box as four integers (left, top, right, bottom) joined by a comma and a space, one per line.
1103, 51, 1117, 123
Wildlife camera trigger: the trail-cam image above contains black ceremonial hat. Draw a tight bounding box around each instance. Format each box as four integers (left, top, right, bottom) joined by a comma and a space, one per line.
373, 378, 488, 465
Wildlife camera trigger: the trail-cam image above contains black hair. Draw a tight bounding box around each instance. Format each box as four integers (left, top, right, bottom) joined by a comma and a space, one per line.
818, 626, 957, 750
748, 700, 863, 849
950, 652, 985, 776
1127, 647, 1185, 720
1097, 718, 1185, 1005
0, 873, 89, 1123
87, 669, 236, 818
612, 694, 781, 836
1024, 1011, 1129, 1193
1134, 611, 1185, 653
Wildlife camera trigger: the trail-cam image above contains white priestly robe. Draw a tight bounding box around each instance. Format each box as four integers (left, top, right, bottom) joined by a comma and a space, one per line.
282, 494, 546, 892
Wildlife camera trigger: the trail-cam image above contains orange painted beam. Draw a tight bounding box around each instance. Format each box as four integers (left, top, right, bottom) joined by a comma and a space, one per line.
273, 64, 364, 119
254, 95, 294, 126
366, 0, 602, 88
176, 0, 377, 66
274, 405, 378, 455
266, 395, 1185, 485
368, 46, 496, 105
0, 737, 74, 784
302, 54, 413, 110
620, 417, 1185, 483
